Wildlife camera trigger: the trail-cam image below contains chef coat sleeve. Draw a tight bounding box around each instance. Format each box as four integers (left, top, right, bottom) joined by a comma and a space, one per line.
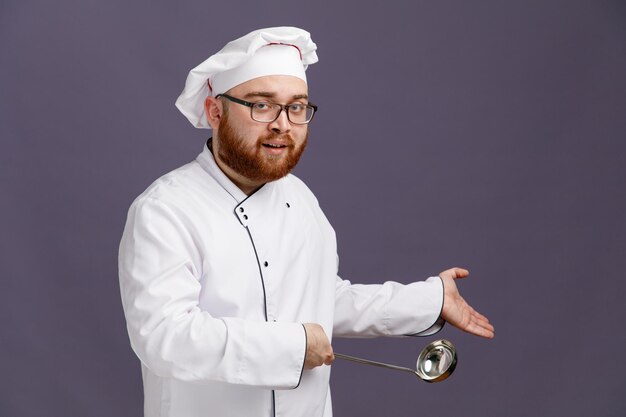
118, 197, 306, 389
332, 275, 445, 338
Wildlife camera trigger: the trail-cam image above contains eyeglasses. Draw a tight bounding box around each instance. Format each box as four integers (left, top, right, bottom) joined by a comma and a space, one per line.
216, 93, 318, 125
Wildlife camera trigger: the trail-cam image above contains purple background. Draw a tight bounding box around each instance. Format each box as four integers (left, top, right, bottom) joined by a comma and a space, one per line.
2, 1, 626, 416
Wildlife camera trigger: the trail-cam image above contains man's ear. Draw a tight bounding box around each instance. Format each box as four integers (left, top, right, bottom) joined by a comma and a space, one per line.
204, 96, 222, 129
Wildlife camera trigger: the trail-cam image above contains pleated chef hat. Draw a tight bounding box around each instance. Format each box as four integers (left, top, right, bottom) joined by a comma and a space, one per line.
175, 26, 318, 129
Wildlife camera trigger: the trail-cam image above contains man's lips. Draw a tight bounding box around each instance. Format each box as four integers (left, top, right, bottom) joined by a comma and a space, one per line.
262, 142, 288, 148
260, 137, 293, 154
262, 142, 289, 155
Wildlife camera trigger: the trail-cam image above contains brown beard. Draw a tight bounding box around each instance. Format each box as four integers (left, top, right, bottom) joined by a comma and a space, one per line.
216, 112, 308, 183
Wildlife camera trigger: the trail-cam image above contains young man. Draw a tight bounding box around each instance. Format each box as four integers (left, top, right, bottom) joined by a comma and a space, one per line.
119, 26, 494, 417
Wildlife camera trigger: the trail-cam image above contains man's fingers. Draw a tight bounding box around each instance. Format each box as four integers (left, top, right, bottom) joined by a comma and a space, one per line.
468, 322, 495, 339
469, 305, 492, 326
469, 308, 495, 338
440, 267, 470, 280
475, 316, 494, 332
473, 316, 495, 334
463, 310, 495, 339
324, 348, 335, 365
303, 323, 334, 369
452, 267, 469, 278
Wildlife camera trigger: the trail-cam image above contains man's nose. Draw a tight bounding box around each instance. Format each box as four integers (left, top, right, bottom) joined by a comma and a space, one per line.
269, 108, 291, 133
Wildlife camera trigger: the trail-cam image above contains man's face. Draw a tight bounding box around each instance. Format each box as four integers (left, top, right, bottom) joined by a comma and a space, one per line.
213, 75, 310, 186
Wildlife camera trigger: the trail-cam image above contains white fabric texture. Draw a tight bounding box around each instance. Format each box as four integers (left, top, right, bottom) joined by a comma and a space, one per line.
211, 44, 306, 97
175, 26, 318, 130
118, 143, 444, 417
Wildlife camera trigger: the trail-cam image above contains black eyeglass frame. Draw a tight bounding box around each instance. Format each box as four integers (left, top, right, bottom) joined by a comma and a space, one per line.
215, 93, 318, 125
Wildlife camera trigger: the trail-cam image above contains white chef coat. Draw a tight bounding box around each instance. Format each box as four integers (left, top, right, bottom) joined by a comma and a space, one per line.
119, 141, 445, 417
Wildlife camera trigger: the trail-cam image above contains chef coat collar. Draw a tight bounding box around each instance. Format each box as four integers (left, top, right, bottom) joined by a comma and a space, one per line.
196, 139, 248, 203
196, 139, 279, 208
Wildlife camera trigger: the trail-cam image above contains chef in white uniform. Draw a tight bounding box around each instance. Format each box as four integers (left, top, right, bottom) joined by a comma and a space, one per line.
119, 26, 494, 417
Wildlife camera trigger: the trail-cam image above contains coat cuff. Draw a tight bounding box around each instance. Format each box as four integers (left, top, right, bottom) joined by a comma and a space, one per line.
223, 318, 306, 389
404, 276, 445, 337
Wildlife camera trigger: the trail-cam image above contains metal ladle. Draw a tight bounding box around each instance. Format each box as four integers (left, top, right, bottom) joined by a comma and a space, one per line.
335, 339, 457, 383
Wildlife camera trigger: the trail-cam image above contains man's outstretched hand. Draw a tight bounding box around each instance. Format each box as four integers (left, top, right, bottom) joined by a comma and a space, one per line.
439, 267, 495, 339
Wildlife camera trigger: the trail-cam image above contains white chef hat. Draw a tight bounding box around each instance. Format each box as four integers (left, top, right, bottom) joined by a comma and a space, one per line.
175, 26, 318, 129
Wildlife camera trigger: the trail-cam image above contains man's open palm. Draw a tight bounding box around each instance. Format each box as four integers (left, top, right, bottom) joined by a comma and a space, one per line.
439, 267, 495, 339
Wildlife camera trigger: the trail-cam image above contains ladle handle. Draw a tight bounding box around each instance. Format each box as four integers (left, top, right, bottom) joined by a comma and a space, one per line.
334, 353, 417, 376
